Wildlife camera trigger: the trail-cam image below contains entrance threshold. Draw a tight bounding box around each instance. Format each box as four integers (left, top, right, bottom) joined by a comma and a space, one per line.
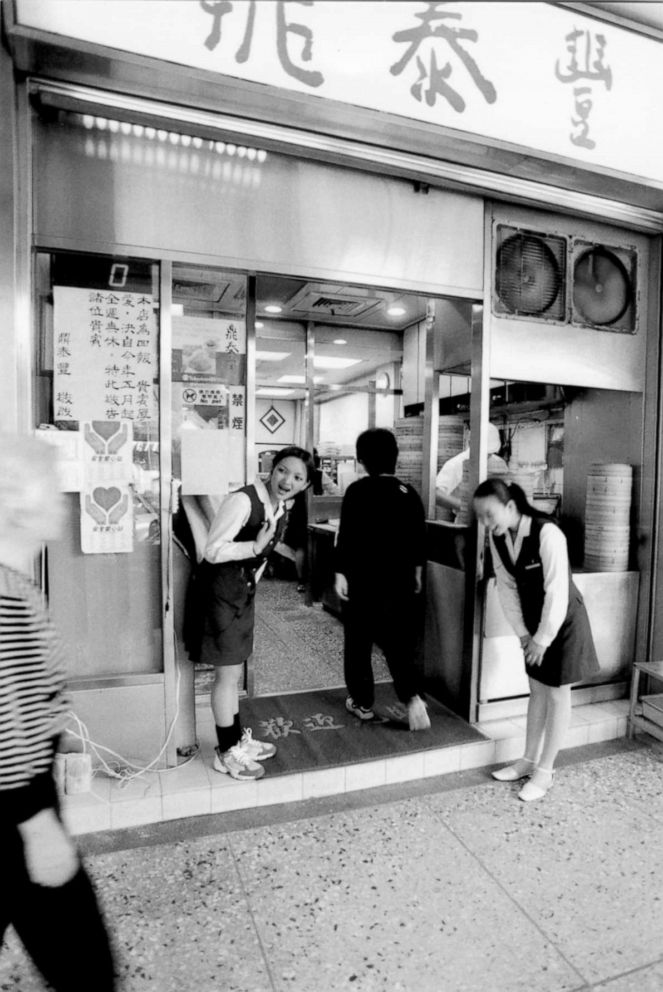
61, 695, 629, 836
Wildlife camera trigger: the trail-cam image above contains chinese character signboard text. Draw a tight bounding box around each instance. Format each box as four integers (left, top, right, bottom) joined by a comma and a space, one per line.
15, 0, 663, 183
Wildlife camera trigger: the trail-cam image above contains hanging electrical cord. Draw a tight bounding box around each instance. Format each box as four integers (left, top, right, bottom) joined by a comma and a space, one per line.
62, 659, 199, 791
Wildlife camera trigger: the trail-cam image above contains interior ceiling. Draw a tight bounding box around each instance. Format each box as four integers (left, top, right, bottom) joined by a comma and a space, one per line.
172, 268, 426, 329
172, 267, 429, 393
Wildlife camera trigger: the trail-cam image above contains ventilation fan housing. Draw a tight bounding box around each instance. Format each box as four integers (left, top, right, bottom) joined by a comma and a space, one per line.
493, 224, 566, 322
571, 240, 637, 334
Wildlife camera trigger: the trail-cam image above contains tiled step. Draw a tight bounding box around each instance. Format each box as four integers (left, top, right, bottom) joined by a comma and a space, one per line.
60, 700, 629, 836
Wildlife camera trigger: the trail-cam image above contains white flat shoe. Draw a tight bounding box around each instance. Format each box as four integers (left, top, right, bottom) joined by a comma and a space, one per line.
518, 767, 554, 802
491, 758, 534, 782
407, 695, 430, 731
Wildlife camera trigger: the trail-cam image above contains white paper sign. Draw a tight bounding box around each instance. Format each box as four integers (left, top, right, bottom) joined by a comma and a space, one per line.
80, 420, 134, 485
181, 429, 244, 496
79, 483, 134, 554
53, 286, 158, 424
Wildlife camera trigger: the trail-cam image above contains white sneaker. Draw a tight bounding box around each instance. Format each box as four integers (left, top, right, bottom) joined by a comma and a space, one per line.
345, 696, 375, 721
213, 744, 265, 780
407, 695, 430, 731
240, 727, 277, 761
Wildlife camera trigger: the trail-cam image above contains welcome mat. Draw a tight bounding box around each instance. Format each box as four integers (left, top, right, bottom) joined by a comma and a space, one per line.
240, 684, 487, 776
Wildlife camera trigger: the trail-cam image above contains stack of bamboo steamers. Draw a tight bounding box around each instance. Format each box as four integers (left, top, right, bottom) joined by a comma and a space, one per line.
584, 463, 632, 572
394, 416, 464, 499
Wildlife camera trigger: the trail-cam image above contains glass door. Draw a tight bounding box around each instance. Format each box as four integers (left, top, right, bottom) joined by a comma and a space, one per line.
249, 273, 430, 696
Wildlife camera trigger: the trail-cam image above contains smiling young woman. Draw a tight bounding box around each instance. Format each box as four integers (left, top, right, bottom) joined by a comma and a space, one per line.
184, 446, 315, 780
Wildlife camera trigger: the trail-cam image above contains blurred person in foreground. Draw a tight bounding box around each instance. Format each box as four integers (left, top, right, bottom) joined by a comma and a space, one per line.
334, 428, 430, 731
0, 434, 115, 990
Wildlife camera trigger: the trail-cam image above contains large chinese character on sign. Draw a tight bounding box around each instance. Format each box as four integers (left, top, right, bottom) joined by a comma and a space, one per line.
200, 0, 323, 87
390, 2, 497, 112
555, 27, 612, 150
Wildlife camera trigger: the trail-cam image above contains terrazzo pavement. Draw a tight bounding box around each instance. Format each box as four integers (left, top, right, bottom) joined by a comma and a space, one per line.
2, 738, 663, 992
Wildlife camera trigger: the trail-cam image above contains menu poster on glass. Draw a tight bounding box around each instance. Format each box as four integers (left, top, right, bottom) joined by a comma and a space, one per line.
172, 317, 246, 384
53, 286, 158, 426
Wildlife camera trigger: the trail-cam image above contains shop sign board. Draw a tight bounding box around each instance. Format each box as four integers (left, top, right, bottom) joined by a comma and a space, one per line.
15, 0, 662, 183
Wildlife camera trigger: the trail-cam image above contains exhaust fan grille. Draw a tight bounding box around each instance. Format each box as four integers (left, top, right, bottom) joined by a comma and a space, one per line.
571, 242, 636, 333
494, 226, 566, 321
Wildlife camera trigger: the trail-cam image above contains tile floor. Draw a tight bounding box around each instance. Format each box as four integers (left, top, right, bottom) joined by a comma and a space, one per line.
60, 697, 630, 836
60, 576, 631, 837
3, 734, 660, 992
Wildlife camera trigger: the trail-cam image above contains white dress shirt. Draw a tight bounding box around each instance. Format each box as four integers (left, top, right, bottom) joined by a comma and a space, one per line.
203, 476, 283, 572
489, 515, 569, 648
435, 449, 468, 499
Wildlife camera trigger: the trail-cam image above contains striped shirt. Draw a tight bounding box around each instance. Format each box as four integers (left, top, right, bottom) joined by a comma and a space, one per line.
0, 565, 69, 824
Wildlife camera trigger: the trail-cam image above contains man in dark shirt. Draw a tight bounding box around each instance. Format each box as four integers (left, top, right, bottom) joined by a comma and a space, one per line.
334, 428, 430, 730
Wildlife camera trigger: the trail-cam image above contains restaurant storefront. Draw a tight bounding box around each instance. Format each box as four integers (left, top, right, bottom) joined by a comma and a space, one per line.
1, 0, 662, 767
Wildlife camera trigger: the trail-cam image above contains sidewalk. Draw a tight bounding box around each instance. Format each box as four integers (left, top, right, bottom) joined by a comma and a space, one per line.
3, 732, 660, 992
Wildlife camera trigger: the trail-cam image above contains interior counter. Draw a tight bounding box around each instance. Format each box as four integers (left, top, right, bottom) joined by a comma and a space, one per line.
423, 519, 639, 720
481, 570, 640, 702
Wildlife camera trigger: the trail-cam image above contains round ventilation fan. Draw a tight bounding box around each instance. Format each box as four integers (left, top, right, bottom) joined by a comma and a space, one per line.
573, 247, 631, 326
495, 233, 562, 316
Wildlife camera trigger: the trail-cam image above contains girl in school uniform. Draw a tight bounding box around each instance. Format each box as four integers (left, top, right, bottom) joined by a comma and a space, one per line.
185, 446, 314, 781
473, 478, 600, 802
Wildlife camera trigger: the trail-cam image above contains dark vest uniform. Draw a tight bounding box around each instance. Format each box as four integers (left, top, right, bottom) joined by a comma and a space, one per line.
184, 485, 285, 666
492, 517, 600, 687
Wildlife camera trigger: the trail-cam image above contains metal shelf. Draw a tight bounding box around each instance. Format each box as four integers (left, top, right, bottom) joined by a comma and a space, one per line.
628, 660, 663, 741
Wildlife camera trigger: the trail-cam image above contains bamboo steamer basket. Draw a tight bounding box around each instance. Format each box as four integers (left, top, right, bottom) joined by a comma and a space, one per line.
584, 463, 632, 572
394, 416, 464, 495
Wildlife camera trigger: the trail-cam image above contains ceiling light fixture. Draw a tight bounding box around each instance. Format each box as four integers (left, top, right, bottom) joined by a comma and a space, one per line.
278, 375, 325, 384
256, 387, 294, 397
387, 305, 406, 317
333, 338, 347, 345
256, 350, 289, 362
264, 304, 283, 314
313, 356, 361, 370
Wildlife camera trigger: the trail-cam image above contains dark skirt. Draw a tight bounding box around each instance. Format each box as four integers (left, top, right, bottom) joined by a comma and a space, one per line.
184, 560, 257, 668
526, 586, 600, 687
283, 493, 308, 551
